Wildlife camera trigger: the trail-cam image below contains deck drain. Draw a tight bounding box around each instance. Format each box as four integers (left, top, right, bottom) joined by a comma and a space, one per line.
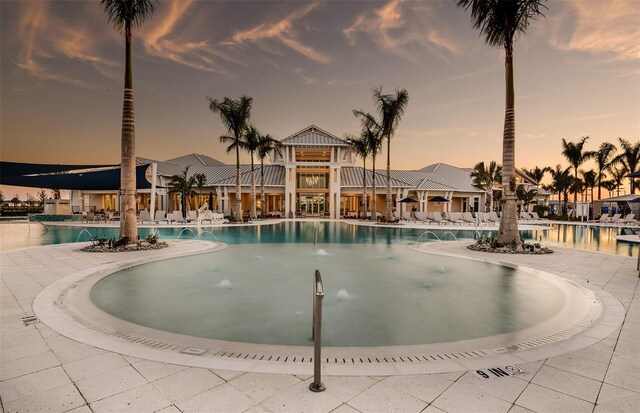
21, 315, 39, 326
180, 347, 207, 355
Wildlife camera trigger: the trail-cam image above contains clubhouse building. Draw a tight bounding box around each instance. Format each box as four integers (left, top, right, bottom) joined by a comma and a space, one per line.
3, 125, 548, 219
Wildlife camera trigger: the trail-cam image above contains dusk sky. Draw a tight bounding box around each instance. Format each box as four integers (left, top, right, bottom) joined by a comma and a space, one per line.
1, 0, 639, 198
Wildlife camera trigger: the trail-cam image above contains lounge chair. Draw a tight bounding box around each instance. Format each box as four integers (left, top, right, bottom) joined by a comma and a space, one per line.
620, 214, 636, 225
430, 212, 446, 225
137, 210, 151, 224
529, 212, 545, 221
609, 213, 622, 224
187, 210, 198, 223
486, 212, 500, 223
82, 212, 95, 223
462, 212, 476, 224
413, 211, 428, 223
589, 214, 610, 224
152, 211, 167, 224
171, 211, 186, 224
446, 212, 463, 224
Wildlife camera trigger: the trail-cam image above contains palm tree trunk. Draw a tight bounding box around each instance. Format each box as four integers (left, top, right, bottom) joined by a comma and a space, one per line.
371, 156, 377, 221
386, 137, 392, 221
235, 141, 242, 221
497, 44, 521, 245
362, 158, 367, 219
487, 187, 493, 213
573, 167, 579, 218
250, 152, 256, 219
119, 23, 137, 243
597, 174, 602, 200
260, 159, 265, 217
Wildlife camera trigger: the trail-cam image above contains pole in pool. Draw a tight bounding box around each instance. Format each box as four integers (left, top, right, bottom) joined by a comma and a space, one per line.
309, 269, 325, 392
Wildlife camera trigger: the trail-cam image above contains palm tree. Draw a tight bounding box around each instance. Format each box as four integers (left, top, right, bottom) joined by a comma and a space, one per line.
561, 136, 594, 217
470, 161, 502, 212
609, 164, 629, 197
257, 133, 282, 218
168, 167, 196, 214
457, 0, 547, 245
521, 166, 549, 186
346, 135, 370, 218
617, 138, 640, 194
516, 186, 538, 213
369, 87, 409, 221
208, 96, 253, 221
239, 126, 261, 219
580, 169, 597, 203
352, 112, 383, 220
194, 173, 207, 208
549, 165, 572, 217
594, 142, 617, 200
101, 0, 157, 242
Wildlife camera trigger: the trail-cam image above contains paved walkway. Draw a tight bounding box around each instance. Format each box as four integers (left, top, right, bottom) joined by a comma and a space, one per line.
1, 241, 638, 413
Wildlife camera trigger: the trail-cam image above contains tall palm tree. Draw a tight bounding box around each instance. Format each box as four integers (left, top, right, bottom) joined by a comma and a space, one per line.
594, 142, 617, 200
238, 126, 261, 219
102, 0, 157, 242
549, 165, 572, 217
352, 112, 383, 220
561, 136, 594, 217
471, 161, 502, 212
457, 0, 547, 244
580, 169, 596, 202
168, 167, 196, 214
208, 96, 253, 221
194, 173, 207, 208
346, 135, 370, 218
370, 87, 409, 221
257, 133, 281, 218
617, 138, 640, 194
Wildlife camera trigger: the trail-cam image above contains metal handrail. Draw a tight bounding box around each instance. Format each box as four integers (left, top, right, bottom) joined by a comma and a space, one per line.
309, 269, 325, 392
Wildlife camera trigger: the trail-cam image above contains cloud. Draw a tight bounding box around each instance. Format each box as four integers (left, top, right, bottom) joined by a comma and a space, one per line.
227, 2, 330, 64
293, 68, 317, 84
550, 1, 640, 61
15, 1, 117, 87
141, 0, 239, 75
344, 0, 460, 60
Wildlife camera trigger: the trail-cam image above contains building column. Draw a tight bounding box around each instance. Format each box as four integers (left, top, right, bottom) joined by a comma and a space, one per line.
149, 163, 157, 218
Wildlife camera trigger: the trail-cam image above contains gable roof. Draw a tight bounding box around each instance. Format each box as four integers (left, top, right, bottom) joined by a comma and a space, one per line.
164, 153, 224, 167
281, 125, 348, 146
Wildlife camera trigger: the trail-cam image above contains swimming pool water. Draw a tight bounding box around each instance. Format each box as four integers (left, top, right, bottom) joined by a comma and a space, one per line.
1, 220, 637, 256
90, 243, 566, 346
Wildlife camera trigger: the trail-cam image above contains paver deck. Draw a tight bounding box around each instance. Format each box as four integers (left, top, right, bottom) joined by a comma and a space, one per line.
1, 239, 638, 413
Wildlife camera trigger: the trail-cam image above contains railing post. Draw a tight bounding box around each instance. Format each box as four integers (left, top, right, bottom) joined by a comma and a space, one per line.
309, 269, 325, 392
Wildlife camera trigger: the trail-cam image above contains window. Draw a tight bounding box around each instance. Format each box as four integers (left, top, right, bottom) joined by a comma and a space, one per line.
297, 173, 328, 189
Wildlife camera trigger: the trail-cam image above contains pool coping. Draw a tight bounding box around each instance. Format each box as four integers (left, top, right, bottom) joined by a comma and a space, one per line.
32, 240, 625, 376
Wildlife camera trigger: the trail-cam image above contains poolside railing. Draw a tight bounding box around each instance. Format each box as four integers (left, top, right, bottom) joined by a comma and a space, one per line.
309, 269, 325, 392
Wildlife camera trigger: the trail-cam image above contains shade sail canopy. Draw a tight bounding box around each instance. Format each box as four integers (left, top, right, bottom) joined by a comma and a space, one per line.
0, 161, 118, 178
429, 196, 450, 202
0, 162, 152, 190
399, 197, 418, 203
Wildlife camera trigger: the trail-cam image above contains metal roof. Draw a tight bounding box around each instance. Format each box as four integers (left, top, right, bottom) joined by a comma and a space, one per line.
341, 167, 414, 188
188, 164, 286, 187
165, 153, 224, 167
418, 163, 484, 193
281, 125, 348, 146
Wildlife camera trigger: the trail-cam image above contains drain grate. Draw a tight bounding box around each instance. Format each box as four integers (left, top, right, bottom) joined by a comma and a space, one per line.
21, 315, 39, 326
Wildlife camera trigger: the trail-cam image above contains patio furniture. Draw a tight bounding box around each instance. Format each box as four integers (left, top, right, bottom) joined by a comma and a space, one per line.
462, 212, 476, 224
137, 210, 151, 224
619, 214, 635, 226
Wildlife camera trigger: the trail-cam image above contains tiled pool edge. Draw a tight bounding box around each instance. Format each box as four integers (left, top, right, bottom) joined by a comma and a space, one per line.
30, 240, 625, 376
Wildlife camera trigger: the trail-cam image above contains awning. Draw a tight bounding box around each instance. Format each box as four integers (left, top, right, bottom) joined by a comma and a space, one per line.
0, 161, 152, 190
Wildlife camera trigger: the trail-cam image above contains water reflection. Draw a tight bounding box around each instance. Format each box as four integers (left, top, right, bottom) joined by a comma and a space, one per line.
1, 221, 637, 257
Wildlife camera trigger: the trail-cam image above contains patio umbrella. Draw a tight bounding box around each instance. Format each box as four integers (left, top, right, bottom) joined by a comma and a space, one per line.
208, 192, 214, 210
399, 197, 418, 203
429, 196, 450, 203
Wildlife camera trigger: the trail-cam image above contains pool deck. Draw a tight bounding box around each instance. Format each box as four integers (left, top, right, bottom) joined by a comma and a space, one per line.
1, 240, 638, 412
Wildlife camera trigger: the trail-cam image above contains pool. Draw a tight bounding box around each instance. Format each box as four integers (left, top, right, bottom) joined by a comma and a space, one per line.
90, 243, 566, 347
1, 220, 638, 256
